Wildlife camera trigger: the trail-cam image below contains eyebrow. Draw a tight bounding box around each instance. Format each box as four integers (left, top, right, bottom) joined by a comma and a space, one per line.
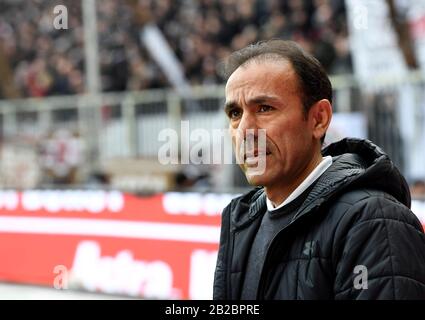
224, 101, 239, 115
224, 95, 281, 114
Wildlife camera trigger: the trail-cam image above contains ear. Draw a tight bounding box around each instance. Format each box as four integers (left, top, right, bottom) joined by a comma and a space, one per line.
309, 99, 332, 141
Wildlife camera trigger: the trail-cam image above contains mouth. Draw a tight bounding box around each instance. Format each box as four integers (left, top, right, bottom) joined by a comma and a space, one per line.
244, 150, 271, 164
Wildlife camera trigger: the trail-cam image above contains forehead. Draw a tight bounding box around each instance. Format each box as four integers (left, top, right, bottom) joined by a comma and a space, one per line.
225, 59, 299, 98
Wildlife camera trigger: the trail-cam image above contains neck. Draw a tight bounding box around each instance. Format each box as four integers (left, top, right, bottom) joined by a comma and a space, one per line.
266, 152, 323, 207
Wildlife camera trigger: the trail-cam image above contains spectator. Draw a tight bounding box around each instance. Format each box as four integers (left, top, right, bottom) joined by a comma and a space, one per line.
39, 128, 85, 185
0, 0, 351, 98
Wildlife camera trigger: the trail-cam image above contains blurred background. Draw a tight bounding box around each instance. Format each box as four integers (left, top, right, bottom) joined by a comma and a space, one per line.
0, 0, 424, 299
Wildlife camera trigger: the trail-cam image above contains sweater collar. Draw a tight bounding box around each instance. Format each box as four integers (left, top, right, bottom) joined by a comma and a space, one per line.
266, 156, 333, 211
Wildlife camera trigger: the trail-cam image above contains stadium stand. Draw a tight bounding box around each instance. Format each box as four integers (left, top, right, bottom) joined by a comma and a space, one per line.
0, 0, 351, 98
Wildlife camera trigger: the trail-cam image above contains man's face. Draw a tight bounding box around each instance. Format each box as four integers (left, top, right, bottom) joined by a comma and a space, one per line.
225, 59, 317, 188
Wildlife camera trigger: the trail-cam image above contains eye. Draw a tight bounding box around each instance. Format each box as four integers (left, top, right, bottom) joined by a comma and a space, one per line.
258, 104, 273, 112
227, 108, 242, 120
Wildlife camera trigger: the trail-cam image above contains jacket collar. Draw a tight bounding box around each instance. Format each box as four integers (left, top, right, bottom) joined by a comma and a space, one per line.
230, 138, 411, 230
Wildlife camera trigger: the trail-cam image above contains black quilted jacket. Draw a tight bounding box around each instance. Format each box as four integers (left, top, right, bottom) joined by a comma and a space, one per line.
213, 138, 425, 299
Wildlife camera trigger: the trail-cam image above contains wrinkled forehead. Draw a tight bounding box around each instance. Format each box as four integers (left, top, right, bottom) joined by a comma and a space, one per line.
225, 57, 298, 97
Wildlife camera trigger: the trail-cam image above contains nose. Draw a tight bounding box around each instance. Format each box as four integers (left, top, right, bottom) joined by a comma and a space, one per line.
232, 112, 262, 163
237, 112, 259, 140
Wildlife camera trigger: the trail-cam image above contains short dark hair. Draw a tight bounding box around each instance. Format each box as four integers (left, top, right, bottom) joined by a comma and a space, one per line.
223, 39, 333, 115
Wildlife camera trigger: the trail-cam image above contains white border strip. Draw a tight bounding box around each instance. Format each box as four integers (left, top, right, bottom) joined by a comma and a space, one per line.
0, 217, 220, 244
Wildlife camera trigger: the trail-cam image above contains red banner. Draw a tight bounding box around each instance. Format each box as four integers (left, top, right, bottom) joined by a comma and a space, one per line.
0, 190, 236, 299
0, 190, 424, 299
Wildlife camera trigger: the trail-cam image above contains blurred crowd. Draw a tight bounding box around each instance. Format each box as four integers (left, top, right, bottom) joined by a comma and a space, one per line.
411, 180, 425, 199
0, 0, 85, 97
0, 0, 351, 98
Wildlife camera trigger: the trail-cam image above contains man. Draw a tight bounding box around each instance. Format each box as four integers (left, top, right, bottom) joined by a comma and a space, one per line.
213, 40, 425, 300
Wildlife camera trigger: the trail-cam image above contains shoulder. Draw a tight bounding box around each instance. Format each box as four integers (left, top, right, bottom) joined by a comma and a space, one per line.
222, 187, 264, 215
329, 188, 424, 236
219, 187, 266, 231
